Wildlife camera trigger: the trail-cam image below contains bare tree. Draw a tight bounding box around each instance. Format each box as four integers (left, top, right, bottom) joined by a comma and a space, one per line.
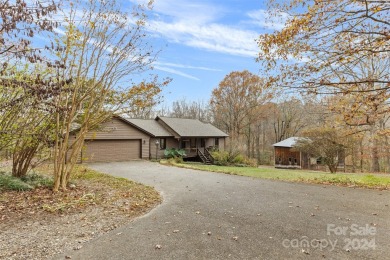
210, 70, 273, 155
51, 0, 166, 191
169, 98, 212, 122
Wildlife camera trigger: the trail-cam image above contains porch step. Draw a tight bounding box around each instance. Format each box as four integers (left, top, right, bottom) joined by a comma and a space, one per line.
197, 148, 213, 165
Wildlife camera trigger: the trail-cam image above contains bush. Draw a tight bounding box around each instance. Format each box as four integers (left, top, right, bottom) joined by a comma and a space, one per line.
21, 173, 53, 188
211, 151, 257, 167
164, 148, 186, 159
0, 172, 53, 191
167, 156, 184, 164
0, 172, 33, 191
232, 154, 245, 164
211, 151, 230, 166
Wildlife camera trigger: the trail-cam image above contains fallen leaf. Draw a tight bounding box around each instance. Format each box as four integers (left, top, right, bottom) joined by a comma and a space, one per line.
155, 244, 162, 249
232, 236, 238, 241
301, 249, 310, 255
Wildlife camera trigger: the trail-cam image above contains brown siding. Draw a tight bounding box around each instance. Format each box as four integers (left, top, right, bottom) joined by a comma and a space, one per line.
150, 137, 179, 159
70, 118, 151, 162
219, 138, 225, 151
141, 139, 149, 159
205, 138, 215, 148
85, 118, 150, 140
274, 147, 301, 166
82, 139, 141, 162
155, 119, 180, 138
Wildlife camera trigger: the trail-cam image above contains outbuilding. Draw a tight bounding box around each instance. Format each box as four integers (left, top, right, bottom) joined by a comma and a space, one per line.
272, 137, 309, 169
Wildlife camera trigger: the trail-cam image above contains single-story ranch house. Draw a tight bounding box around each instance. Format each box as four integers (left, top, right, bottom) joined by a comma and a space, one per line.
73, 116, 228, 163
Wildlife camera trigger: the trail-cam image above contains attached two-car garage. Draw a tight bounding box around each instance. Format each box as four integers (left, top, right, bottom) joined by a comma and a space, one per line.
82, 139, 141, 163
73, 117, 151, 163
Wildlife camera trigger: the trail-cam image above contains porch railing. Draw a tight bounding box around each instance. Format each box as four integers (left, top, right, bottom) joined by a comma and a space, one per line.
204, 148, 214, 164
197, 148, 213, 164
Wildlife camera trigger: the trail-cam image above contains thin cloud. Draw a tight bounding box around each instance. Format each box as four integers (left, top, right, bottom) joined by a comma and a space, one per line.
154, 61, 222, 72
127, 0, 260, 58
149, 20, 259, 58
153, 65, 200, 81
130, 0, 225, 24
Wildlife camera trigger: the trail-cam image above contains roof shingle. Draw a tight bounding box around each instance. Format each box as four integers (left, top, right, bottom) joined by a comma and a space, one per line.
157, 117, 228, 137
123, 118, 173, 137
272, 137, 302, 147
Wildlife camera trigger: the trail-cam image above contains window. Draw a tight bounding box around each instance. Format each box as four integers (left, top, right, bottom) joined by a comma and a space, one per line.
200, 139, 205, 148
159, 138, 166, 150
190, 138, 196, 148
215, 138, 219, 146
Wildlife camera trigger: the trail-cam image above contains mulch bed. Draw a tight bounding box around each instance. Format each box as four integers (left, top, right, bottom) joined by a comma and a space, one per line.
0, 176, 161, 260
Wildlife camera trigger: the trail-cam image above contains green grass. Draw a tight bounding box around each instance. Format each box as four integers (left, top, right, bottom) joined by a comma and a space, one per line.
161, 160, 390, 189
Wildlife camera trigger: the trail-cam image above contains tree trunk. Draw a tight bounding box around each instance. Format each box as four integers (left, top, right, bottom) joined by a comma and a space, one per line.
256, 125, 261, 164
371, 136, 380, 173
360, 140, 364, 173
12, 140, 38, 178
371, 145, 380, 172
385, 136, 390, 173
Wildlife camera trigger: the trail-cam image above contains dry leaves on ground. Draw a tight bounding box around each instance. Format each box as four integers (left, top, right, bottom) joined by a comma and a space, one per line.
0, 165, 161, 260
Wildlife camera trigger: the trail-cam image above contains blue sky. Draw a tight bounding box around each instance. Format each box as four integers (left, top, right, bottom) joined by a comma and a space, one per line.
129, 0, 287, 105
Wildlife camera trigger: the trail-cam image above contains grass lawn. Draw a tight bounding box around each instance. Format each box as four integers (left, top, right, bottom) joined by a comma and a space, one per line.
161, 160, 390, 190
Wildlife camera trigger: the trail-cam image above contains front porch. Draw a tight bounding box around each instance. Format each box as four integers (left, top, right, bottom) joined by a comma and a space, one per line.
178, 137, 220, 164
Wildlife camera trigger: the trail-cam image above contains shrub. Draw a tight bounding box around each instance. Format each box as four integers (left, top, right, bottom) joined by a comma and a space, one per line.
211, 151, 257, 167
232, 154, 245, 164
0, 172, 33, 191
21, 173, 53, 188
211, 151, 230, 166
164, 148, 187, 159
167, 156, 184, 164
0, 171, 53, 191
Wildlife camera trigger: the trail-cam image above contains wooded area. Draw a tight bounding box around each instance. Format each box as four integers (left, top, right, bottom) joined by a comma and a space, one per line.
0, 0, 389, 194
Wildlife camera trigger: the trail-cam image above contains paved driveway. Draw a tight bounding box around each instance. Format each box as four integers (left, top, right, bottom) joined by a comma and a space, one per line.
59, 161, 390, 259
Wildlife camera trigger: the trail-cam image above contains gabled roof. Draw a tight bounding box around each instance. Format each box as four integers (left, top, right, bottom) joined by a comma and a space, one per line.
121, 118, 173, 137
156, 116, 229, 137
272, 137, 302, 148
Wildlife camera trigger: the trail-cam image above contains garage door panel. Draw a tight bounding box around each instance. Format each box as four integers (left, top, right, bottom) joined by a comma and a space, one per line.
83, 140, 141, 162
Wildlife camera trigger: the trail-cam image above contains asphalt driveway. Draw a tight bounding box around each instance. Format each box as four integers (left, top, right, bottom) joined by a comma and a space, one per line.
59, 161, 390, 259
